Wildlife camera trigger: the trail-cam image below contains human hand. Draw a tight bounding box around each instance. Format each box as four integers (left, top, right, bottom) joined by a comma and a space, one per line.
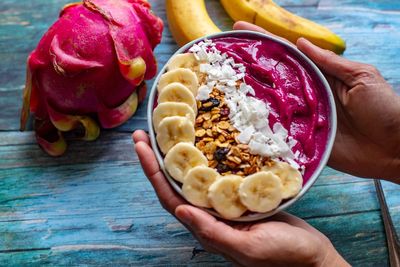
234, 21, 400, 182
133, 130, 349, 266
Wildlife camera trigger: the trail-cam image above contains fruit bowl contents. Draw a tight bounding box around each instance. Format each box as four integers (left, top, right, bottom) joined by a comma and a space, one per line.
148, 31, 336, 221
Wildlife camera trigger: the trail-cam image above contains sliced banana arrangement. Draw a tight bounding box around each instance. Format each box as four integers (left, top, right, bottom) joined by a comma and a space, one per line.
158, 68, 199, 96
153, 102, 196, 133
164, 142, 208, 183
166, 53, 200, 72
262, 162, 303, 199
156, 116, 195, 154
166, 53, 206, 81
158, 82, 198, 112
208, 175, 247, 219
182, 166, 219, 208
239, 172, 283, 213
153, 51, 305, 220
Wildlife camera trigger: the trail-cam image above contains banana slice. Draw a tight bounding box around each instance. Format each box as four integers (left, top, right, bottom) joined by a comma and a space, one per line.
166, 53, 207, 82
262, 162, 303, 199
182, 166, 220, 208
208, 175, 247, 219
153, 102, 196, 133
166, 53, 200, 72
158, 68, 199, 96
156, 116, 195, 154
239, 171, 283, 213
157, 82, 197, 112
164, 142, 208, 183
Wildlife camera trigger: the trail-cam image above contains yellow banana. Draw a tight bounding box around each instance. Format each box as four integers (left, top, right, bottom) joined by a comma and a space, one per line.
220, 0, 346, 54
166, 0, 221, 47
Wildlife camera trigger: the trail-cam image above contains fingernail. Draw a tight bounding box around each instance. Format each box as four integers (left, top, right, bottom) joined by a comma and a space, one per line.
176, 206, 193, 225
132, 132, 137, 143
298, 37, 309, 45
134, 141, 144, 154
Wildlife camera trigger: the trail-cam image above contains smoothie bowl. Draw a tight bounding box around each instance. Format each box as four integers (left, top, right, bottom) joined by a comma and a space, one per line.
147, 31, 336, 221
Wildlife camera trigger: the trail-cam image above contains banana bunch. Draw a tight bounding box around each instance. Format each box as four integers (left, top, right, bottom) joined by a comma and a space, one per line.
166, 0, 345, 54
153, 53, 304, 219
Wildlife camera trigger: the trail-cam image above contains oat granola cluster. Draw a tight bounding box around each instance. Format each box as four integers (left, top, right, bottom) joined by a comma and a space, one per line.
195, 88, 272, 176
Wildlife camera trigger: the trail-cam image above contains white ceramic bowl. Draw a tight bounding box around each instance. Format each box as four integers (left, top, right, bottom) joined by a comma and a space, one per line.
147, 30, 337, 222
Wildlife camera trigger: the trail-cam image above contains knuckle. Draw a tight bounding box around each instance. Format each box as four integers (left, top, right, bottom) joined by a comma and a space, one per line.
351, 64, 381, 84
361, 64, 379, 77
364, 64, 379, 74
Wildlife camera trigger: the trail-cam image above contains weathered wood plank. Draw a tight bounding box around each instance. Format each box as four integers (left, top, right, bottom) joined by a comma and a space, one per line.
379, 181, 400, 239
0, 133, 391, 266
0, 0, 399, 266
309, 211, 388, 266
1, 1, 399, 130
0, 247, 229, 266
0, 211, 388, 266
0, 158, 379, 224
0, 133, 383, 265
319, 0, 400, 10
0, 132, 135, 169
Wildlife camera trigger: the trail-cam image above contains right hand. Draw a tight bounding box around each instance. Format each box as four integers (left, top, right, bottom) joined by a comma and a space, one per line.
234, 21, 400, 182
296, 38, 400, 181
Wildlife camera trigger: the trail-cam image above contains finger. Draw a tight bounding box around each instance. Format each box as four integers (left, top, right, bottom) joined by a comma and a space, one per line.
233, 21, 269, 34
135, 141, 185, 213
296, 38, 361, 85
175, 205, 245, 255
132, 130, 150, 145
134, 141, 160, 179
233, 21, 290, 44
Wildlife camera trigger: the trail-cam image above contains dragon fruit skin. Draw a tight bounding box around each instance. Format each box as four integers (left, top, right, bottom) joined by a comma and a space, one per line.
20, 0, 163, 156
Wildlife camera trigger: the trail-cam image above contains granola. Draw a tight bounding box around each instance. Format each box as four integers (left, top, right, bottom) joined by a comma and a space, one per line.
195, 88, 272, 176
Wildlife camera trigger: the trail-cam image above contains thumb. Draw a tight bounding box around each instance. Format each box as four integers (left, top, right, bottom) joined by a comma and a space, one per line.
175, 205, 245, 254
296, 38, 359, 84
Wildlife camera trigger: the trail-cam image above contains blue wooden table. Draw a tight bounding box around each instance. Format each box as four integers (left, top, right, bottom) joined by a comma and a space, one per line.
1, 0, 400, 266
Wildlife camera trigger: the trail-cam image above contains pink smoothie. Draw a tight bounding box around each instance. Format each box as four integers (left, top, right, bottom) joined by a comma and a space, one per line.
210, 36, 331, 183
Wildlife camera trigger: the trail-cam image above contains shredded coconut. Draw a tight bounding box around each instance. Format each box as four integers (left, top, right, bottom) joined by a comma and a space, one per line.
196, 85, 212, 101
190, 39, 301, 169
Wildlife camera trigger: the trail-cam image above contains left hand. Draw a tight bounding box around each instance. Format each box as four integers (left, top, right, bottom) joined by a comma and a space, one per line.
132, 130, 349, 267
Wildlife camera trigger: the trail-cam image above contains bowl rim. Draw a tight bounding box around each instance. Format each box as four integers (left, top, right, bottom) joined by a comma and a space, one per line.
147, 30, 337, 222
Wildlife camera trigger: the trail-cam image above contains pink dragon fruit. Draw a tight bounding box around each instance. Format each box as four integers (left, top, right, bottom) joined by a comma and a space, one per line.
20, 0, 163, 156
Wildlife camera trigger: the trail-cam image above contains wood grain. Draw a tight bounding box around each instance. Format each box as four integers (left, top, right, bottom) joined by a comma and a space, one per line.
0, 0, 399, 266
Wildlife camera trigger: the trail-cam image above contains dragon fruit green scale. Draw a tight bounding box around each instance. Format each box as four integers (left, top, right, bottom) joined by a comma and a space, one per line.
20, 0, 163, 156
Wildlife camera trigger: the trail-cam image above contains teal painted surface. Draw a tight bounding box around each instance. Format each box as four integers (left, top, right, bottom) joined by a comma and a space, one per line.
0, 0, 399, 266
